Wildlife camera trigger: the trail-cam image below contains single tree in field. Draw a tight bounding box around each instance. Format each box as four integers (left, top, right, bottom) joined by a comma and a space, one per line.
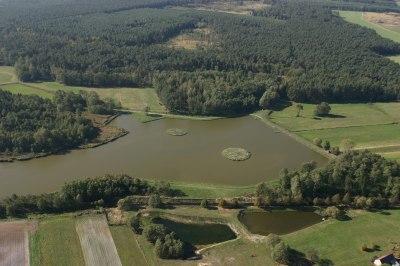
340, 139, 355, 152
295, 103, 303, 117
323, 140, 331, 151
271, 242, 291, 264
314, 102, 331, 117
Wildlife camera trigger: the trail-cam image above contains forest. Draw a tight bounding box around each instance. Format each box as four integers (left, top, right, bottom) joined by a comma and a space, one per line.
0, 90, 116, 154
1, 0, 400, 115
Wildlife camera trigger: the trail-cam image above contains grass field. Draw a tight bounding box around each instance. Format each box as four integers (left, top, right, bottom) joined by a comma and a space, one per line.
76, 215, 122, 266
264, 102, 400, 160
285, 209, 400, 266
339, 11, 400, 43
0, 68, 166, 112
0, 66, 17, 84
110, 225, 148, 266
30, 215, 85, 266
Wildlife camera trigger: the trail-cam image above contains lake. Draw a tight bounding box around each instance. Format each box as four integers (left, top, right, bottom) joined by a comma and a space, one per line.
238, 209, 322, 235
0, 115, 327, 197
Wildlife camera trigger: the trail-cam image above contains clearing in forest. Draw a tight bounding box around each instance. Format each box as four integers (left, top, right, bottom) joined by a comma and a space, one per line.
0, 66, 18, 84
76, 215, 122, 266
0, 220, 36, 266
168, 27, 215, 50
184, 0, 268, 15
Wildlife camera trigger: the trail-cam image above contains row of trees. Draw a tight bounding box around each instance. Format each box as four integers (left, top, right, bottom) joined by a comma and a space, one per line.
0, 174, 176, 218
256, 150, 400, 209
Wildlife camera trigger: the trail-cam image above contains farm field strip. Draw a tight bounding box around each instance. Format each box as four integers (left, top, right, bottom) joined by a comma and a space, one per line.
76, 215, 122, 266
0, 221, 36, 266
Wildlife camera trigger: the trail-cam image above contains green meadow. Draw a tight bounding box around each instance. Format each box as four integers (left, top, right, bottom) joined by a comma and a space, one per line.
30, 215, 85, 266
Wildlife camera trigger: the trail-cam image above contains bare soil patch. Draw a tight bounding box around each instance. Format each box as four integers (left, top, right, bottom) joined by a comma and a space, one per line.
76, 215, 122, 266
0, 221, 37, 266
364, 12, 400, 27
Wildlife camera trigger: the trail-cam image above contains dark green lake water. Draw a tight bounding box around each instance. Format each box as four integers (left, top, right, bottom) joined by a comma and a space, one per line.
0, 115, 327, 197
154, 218, 236, 245
238, 209, 322, 235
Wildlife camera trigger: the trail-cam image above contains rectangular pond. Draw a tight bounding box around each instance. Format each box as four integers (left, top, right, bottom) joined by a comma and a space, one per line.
0, 115, 327, 197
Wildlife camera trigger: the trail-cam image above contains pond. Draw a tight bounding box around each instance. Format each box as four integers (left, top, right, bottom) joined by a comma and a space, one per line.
154, 217, 236, 246
0, 115, 327, 197
238, 209, 322, 235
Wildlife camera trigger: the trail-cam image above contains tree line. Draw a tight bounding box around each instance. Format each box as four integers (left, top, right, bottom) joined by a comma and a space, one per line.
256, 150, 400, 209
0, 174, 175, 218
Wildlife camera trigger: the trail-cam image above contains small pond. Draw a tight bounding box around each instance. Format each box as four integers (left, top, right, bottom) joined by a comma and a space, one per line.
154, 218, 236, 246
238, 209, 322, 235
0, 115, 327, 197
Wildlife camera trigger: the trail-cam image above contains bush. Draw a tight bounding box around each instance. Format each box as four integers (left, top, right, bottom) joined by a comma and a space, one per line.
306, 249, 320, 264
200, 199, 208, 208
148, 194, 162, 208
361, 244, 369, 252
314, 102, 331, 116
143, 224, 168, 244
130, 216, 141, 234
340, 139, 355, 152
253, 197, 264, 207
323, 206, 343, 219
266, 233, 282, 248
0, 204, 6, 218
154, 232, 185, 259
330, 146, 340, 155
218, 198, 228, 208
323, 140, 331, 151
313, 138, 322, 147
271, 242, 291, 264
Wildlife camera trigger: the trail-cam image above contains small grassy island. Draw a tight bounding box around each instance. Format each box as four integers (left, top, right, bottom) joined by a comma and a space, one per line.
222, 147, 251, 161
166, 128, 188, 136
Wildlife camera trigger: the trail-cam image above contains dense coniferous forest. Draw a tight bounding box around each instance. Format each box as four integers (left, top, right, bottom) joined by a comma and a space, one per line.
0, 90, 116, 154
1, 0, 400, 115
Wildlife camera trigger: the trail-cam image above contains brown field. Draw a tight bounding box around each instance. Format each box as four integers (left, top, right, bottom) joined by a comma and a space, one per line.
364, 12, 400, 27
75, 215, 122, 266
0, 221, 37, 266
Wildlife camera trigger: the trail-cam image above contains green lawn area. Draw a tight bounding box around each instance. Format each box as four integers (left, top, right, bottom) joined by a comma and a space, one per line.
265, 102, 400, 159
168, 180, 257, 198
28, 82, 166, 112
30, 215, 85, 266
297, 123, 400, 149
0, 83, 54, 98
0, 66, 17, 84
268, 103, 398, 131
339, 11, 400, 43
285, 209, 400, 266
110, 225, 148, 266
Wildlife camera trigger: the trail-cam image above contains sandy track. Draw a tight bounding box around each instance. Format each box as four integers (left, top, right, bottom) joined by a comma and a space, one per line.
76, 215, 122, 266
0, 221, 37, 266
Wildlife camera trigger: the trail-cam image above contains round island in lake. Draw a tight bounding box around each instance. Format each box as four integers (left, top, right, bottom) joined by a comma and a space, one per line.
222, 147, 251, 161
166, 128, 188, 136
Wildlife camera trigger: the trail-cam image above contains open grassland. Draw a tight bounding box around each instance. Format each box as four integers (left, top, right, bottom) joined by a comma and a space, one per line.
339, 11, 400, 43
0, 69, 166, 112
30, 215, 84, 266
285, 209, 400, 266
0, 66, 17, 84
110, 225, 148, 266
265, 102, 400, 159
76, 215, 122, 266
0, 83, 53, 98
0, 221, 36, 266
